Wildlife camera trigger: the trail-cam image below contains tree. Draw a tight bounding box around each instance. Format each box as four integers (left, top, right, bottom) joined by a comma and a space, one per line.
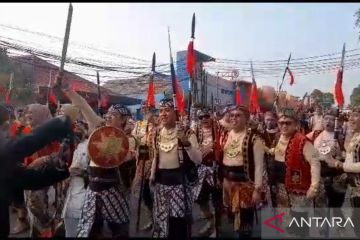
0, 49, 34, 106
355, 8, 360, 40
310, 89, 335, 109
350, 85, 360, 106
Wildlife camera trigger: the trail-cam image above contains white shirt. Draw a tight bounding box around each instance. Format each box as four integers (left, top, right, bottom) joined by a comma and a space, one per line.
62, 139, 89, 219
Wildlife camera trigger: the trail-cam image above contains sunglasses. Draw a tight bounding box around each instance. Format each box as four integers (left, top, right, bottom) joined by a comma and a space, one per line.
278, 121, 294, 126
230, 113, 244, 118
199, 115, 210, 120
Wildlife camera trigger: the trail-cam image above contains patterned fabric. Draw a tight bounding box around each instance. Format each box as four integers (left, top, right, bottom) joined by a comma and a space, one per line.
313, 179, 327, 208
152, 183, 193, 238
25, 188, 51, 236
284, 133, 311, 194
132, 160, 153, 197
108, 104, 131, 116
159, 98, 174, 108
76, 186, 130, 237
275, 183, 312, 211
192, 164, 214, 202
223, 178, 255, 231
351, 186, 360, 198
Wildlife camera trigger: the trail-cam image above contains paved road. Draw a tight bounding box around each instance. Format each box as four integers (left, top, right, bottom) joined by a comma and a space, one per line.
9, 186, 243, 238
9, 186, 354, 239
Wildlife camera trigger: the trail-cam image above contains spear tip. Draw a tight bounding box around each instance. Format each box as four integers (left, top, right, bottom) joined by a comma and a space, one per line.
152, 52, 156, 72
191, 13, 196, 39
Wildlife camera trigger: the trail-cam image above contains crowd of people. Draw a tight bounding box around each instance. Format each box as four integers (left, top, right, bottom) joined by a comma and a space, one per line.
1, 73, 360, 239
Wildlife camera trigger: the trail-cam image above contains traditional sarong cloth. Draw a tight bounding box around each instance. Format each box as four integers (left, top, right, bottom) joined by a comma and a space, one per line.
25, 187, 51, 237
152, 180, 193, 238
192, 164, 214, 202
222, 166, 255, 232
76, 167, 130, 238
218, 127, 264, 234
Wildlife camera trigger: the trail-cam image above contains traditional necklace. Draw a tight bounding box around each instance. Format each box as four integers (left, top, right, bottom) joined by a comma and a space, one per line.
159, 127, 178, 152
274, 136, 289, 157
224, 131, 243, 158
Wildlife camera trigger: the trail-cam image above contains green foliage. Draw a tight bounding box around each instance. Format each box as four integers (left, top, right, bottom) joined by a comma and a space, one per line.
355, 9, 360, 41
0, 48, 34, 105
310, 89, 334, 109
350, 85, 360, 107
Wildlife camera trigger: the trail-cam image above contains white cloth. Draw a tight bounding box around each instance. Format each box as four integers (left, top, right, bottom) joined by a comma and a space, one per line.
62, 140, 89, 219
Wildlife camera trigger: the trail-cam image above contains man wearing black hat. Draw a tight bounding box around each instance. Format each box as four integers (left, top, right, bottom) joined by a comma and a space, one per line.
306, 108, 347, 236
218, 105, 264, 238
149, 98, 202, 239
0, 104, 73, 238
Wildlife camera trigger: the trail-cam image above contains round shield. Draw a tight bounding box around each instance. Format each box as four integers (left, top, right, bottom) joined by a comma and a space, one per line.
88, 126, 129, 168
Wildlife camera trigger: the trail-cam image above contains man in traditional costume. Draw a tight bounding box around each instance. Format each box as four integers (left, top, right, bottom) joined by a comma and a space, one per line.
132, 101, 157, 231
306, 109, 347, 219
337, 107, 360, 238
55, 76, 135, 238
306, 109, 347, 236
261, 111, 280, 208
149, 98, 202, 239
218, 105, 264, 238
192, 108, 218, 237
269, 108, 321, 237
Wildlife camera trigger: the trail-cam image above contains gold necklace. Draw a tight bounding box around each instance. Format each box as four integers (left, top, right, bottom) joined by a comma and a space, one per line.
224, 132, 243, 158
161, 128, 177, 142
159, 128, 177, 152
274, 136, 288, 157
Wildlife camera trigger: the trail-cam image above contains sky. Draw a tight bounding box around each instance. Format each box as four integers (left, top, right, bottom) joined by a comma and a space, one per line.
0, 3, 359, 104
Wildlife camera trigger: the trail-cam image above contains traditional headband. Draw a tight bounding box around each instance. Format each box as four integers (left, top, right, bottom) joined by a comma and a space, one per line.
278, 107, 299, 121
108, 104, 131, 116
228, 105, 250, 119
159, 98, 174, 108
197, 108, 211, 118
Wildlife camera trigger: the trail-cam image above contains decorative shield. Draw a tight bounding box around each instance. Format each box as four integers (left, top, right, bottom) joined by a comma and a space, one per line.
88, 126, 129, 168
